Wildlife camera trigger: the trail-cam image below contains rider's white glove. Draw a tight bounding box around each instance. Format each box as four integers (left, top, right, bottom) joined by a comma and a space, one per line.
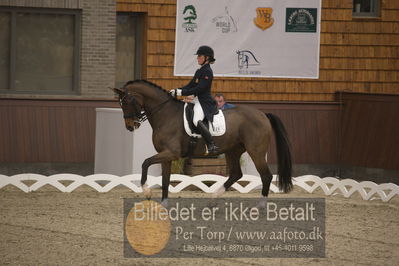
169, 89, 182, 97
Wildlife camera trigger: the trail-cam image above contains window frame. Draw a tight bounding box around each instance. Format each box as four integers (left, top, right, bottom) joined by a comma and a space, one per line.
0, 7, 81, 95
115, 12, 145, 88
352, 0, 380, 18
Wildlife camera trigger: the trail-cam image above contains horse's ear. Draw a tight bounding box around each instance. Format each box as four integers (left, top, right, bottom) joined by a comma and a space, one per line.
110, 87, 124, 96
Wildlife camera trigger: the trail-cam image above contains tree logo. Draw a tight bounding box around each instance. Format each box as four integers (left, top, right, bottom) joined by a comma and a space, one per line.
182, 5, 198, 32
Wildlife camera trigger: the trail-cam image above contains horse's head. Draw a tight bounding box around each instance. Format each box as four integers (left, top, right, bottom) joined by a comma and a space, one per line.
112, 80, 175, 131
111, 87, 145, 131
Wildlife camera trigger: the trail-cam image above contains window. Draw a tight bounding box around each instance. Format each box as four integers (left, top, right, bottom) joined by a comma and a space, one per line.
116, 13, 144, 88
353, 0, 380, 17
0, 8, 80, 94
0, 12, 10, 90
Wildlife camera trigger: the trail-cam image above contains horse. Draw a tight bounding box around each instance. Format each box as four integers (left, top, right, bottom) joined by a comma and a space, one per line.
112, 80, 292, 206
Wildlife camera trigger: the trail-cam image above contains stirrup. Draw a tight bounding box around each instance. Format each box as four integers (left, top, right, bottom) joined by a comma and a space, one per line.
205, 143, 219, 155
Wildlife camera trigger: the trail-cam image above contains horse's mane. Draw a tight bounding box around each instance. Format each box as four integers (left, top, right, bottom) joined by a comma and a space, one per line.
124, 79, 182, 103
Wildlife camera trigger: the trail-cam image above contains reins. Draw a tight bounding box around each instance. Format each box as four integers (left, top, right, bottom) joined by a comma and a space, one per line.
145, 97, 172, 118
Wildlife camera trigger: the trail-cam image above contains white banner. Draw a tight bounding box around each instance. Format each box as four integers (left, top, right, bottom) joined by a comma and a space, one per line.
174, 0, 321, 78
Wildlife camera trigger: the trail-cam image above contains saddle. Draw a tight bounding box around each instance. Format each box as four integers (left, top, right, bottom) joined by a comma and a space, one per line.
183, 103, 226, 138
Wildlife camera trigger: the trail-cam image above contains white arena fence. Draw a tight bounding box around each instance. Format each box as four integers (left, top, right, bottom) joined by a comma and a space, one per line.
0, 174, 398, 202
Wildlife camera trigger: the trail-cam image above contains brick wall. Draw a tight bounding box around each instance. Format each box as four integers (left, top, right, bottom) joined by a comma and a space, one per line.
80, 0, 116, 97
0, 0, 116, 98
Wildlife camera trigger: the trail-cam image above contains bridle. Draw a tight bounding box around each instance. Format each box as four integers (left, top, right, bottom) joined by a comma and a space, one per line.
119, 90, 171, 125
119, 92, 147, 122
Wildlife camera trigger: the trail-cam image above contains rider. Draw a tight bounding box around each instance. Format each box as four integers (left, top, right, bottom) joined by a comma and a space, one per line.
170, 45, 219, 155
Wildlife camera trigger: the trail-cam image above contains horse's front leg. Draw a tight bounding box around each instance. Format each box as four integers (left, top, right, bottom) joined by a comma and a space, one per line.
140, 150, 177, 200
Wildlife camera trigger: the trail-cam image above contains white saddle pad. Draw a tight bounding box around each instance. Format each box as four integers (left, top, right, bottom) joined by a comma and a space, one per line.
183, 103, 226, 137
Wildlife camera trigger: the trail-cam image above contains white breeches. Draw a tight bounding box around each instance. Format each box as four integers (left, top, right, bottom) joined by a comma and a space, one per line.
193, 97, 205, 127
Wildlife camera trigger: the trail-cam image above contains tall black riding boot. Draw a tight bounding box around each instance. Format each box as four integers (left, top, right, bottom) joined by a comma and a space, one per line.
197, 121, 219, 155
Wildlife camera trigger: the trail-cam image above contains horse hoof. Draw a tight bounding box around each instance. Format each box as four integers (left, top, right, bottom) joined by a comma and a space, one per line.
142, 184, 152, 199
161, 199, 168, 208
212, 186, 226, 198
207, 198, 218, 208
256, 197, 267, 209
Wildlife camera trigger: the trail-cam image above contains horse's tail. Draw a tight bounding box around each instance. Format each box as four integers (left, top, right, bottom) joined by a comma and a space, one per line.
266, 113, 293, 193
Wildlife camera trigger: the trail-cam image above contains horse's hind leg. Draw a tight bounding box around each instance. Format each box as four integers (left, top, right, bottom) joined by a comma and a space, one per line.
161, 161, 172, 207
246, 150, 273, 208
213, 148, 245, 197
247, 149, 273, 197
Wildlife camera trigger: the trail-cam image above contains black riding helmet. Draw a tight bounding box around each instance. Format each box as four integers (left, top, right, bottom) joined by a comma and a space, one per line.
195, 45, 216, 63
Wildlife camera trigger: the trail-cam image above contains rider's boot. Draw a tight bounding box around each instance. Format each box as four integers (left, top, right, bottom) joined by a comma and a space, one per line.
197, 120, 219, 155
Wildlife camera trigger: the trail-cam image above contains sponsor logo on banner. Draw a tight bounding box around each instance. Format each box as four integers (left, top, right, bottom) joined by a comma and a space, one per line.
286, 8, 317, 32
212, 6, 238, 33
182, 5, 198, 32
236, 50, 261, 75
253, 8, 274, 31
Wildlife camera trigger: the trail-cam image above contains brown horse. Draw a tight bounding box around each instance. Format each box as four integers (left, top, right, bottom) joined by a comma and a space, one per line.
112, 80, 292, 205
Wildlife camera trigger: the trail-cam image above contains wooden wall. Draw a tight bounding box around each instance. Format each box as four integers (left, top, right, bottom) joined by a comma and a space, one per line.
234, 101, 340, 165
117, 0, 399, 102
1, 96, 397, 172
338, 92, 399, 170
0, 99, 118, 163
0, 98, 340, 167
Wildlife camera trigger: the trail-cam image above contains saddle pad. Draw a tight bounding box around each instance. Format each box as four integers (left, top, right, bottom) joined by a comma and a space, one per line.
183, 103, 226, 137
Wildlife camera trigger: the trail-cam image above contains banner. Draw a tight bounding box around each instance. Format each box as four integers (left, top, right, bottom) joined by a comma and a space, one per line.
174, 0, 321, 79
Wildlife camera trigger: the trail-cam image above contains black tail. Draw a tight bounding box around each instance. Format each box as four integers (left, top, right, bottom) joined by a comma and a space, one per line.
266, 113, 293, 193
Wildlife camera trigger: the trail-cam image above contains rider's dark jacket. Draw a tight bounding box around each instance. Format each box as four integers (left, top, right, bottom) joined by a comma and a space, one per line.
180, 63, 218, 122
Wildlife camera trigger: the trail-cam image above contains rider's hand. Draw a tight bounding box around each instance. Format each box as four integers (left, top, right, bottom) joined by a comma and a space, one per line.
169, 89, 182, 97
